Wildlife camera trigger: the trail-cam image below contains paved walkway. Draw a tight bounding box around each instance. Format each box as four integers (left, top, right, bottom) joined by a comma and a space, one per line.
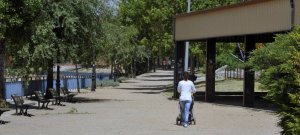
0, 70, 281, 135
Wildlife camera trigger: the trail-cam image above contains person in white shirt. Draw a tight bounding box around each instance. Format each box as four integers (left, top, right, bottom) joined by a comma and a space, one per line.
177, 71, 196, 127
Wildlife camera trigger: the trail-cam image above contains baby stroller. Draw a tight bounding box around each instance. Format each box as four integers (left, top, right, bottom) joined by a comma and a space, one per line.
176, 99, 196, 125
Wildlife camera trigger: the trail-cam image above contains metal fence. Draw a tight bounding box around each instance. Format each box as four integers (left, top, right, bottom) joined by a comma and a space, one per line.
4, 72, 110, 99
224, 68, 244, 80
216, 67, 260, 80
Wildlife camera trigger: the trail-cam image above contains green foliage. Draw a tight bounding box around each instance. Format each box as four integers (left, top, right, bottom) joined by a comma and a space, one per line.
0, 0, 113, 99
248, 27, 300, 135
217, 52, 243, 69
118, 0, 240, 72
192, 0, 240, 10
119, 0, 176, 58
101, 20, 147, 75
1, 0, 111, 76
0, 99, 9, 108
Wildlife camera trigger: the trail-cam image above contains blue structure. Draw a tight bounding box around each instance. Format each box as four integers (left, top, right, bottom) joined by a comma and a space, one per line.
4, 72, 110, 99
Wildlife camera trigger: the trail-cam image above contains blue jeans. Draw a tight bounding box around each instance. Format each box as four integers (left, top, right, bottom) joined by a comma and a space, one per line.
180, 100, 192, 125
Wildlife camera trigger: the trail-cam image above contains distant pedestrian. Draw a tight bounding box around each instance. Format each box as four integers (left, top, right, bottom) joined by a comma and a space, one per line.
168, 59, 171, 69
189, 71, 197, 84
163, 59, 167, 70
177, 71, 196, 127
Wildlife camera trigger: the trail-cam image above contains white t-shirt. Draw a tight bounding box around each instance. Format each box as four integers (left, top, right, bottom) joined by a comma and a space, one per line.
177, 80, 196, 101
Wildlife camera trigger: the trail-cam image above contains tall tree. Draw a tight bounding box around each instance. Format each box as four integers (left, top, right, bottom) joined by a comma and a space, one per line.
118, 0, 240, 72
1, 0, 111, 98
0, 0, 44, 99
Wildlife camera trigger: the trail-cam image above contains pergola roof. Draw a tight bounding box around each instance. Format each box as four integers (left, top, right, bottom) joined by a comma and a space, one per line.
174, 0, 300, 42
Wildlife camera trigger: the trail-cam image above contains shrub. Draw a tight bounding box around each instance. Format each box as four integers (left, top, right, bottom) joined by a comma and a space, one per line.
96, 80, 119, 87
248, 27, 300, 135
0, 99, 9, 108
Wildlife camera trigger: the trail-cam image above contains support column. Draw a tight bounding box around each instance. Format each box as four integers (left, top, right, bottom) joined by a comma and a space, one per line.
173, 41, 185, 99
206, 39, 216, 102
243, 35, 255, 107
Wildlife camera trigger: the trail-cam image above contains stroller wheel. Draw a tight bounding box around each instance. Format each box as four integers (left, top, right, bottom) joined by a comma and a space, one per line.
176, 118, 180, 125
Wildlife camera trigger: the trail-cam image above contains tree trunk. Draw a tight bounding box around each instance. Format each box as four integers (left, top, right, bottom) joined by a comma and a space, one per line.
133, 59, 136, 78
195, 57, 199, 71
190, 55, 195, 73
130, 59, 134, 78
153, 58, 156, 72
0, 40, 5, 99
113, 60, 116, 82
147, 57, 150, 72
75, 63, 80, 93
45, 60, 54, 99
157, 56, 160, 69
110, 59, 113, 79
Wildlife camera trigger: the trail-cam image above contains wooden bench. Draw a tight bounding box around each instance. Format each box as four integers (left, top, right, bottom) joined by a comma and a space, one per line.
49, 88, 66, 105
11, 94, 35, 116
33, 91, 54, 109
61, 87, 77, 102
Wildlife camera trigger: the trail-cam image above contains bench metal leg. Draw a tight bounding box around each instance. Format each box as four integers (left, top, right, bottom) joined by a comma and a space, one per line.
41, 103, 45, 109
20, 107, 24, 115
38, 102, 41, 109
45, 102, 49, 108
15, 107, 18, 114
24, 107, 28, 115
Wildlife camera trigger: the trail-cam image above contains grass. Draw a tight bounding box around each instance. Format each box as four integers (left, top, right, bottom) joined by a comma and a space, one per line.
196, 80, 267, 92
161, 79, 268, 98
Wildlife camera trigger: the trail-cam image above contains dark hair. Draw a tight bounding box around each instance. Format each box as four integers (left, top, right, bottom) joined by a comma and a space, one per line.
183, 71, 189, 79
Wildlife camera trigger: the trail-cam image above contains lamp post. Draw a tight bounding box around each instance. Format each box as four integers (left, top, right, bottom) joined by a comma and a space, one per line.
53, 16, 65, 96
184, 0, 191, 71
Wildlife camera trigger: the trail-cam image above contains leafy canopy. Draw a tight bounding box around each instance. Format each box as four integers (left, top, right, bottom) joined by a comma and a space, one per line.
248, 27, 300, 135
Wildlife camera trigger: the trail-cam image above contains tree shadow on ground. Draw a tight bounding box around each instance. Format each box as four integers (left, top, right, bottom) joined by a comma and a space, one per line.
141, 79, 174, 82
142, 75, 174, 78
120, 81, 139, 83
117, 87, 165, 91
194, 95, 278, 112
166, 92, 278, 112
73, 97, 130, 104
134, 85, 167, 88
7, 101, 52, 116
131, 91, 161, 94
0, 120, 10, 124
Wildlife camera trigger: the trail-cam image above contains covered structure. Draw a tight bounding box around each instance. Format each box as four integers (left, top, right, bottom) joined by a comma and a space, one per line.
173, 0, 300, 107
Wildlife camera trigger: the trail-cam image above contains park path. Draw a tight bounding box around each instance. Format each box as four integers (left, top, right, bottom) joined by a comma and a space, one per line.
0, 70, 281, 135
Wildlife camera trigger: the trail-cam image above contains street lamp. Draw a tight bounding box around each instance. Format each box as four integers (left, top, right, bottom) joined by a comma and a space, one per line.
184, 0, 191, 72
53, 16, 65, 96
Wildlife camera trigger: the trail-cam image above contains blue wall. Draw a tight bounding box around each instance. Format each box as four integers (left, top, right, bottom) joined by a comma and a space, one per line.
4, 72, 110, 99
